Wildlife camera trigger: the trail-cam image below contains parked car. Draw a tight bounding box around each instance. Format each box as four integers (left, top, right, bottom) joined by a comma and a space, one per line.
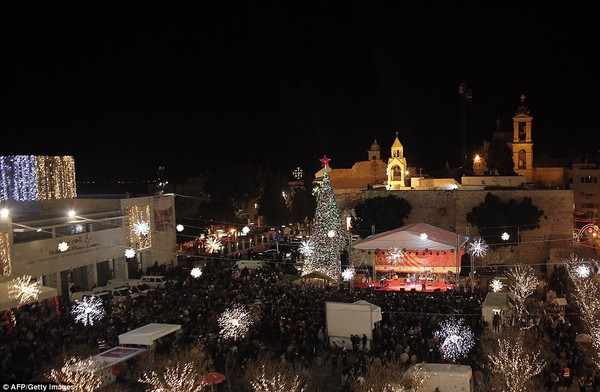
71, 290, 111, 303
141, 275, 169, 289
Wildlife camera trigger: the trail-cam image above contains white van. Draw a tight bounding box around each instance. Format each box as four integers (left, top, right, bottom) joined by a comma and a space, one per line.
140, 276, 169, 289
412, 363, 473, 392
235, 260, 266, 270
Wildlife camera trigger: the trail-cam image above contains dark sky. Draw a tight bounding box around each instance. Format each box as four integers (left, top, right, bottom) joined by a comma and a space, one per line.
2, 1, 598, 182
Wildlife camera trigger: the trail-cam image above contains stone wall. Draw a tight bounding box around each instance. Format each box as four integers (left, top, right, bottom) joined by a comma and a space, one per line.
341, 188, 574, 272
532, 167, 567, 188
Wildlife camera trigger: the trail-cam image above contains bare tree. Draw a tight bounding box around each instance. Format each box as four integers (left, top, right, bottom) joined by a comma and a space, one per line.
507, 263, 539, 324
243, 352, 309, 391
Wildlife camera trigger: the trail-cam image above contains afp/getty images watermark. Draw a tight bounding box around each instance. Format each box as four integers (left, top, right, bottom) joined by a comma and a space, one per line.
2, 383, 74, 391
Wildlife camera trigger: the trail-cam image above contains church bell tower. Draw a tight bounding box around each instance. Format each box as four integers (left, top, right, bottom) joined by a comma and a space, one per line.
511, 95, 534, 182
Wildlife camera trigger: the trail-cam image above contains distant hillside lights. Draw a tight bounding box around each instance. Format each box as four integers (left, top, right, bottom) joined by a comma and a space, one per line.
0, 155, 77, 201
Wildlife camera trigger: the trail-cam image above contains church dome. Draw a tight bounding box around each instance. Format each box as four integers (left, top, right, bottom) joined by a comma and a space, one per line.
369, 139, 381, 151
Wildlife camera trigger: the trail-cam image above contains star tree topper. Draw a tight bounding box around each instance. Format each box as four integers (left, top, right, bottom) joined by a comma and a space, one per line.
319, 155, 331, 167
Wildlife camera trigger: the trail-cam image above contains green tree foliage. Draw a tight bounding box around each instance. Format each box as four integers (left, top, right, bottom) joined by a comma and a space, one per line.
197, 165, 265, 225
466, 192, 544, 245
257, 170, 289, 225
486, 140, 517, 176
289, 176, 316, 224
350, 195, 412, 237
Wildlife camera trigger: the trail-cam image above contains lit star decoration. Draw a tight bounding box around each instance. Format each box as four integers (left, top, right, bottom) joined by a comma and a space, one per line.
58, 241, 69, 252
8, 275, 41, 305
327, 230, 336, 238
219, 304, 253, 340
434, 318, 474, 362
190, 267, 202, 278
124, 248, 136, 259
386, 247, 404, 265
468, 237, 488, 257
176, 224, 184, 232
576, 264, 591, 279
293, 167, 304, 180
299, 240, 314, 256
319, 155, 331, 167
133, 220, 150, 236
204, 237, 223, 254
490, 278, 503, 292
420, 233, 428, 241
342, 267, 356, 282
501, 232, 510, 241
71, 296, 104, 326
301, 166, 347, 280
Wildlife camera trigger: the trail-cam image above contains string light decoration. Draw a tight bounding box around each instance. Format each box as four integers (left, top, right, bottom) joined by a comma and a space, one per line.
204, 237, 223, 254
190, 267, 202, 278
249, 363, 307, 392
342, 267, 356, 281
125, 205, 151, 250
139, 362, 204, 392
490, 278, 503, 292
48, 357, 103, 392
488, 333, 546, 392
0, 155, 76, 202
219, 304, 253, 340
361, 362, 429, 392
8, 275, 41, 305
507, 263, 539, 323
71, 296, 104, 326
301, 164, 347, 280
124, 248, 136, 259
0, 232, 12, 276
386, 247, 404, 265
501, 232, 510, 241
434, 318, 474, 362
468, 237, 488, 257
298, 240, 314, 256
58, 241, 69, 252
564, 255, 600, 366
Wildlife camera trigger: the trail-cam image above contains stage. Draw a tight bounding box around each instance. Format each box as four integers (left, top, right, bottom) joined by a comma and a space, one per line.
354, 279, 456, 293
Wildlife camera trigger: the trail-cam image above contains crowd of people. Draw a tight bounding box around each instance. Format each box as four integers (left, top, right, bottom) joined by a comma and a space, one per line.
0, 261, 598, 390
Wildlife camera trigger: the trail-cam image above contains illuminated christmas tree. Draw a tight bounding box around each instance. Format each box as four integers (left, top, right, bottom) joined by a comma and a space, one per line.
301, 156, 347, 280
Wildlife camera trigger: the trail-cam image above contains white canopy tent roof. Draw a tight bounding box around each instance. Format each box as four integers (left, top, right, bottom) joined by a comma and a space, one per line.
0, 281, 58, 310
352, 222, 468, 251
118, 323, 181, 347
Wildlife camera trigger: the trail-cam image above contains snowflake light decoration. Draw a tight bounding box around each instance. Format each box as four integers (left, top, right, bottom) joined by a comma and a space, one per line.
386, 247, 404, 265
133, 220, 150, 236
468, 237, 488, 257
342, 267, 355, 281
219, 304, 253, 340
204, 237, 223, 253
190, 267, 202, 278
434, 318, 474, 362
176, 224, 184, 232
71, 296, 104, 326
8, 275, 41, 305
58, 241, 69, 252
124, 248, 136, 258
327, 230, 336, 238
501, 232, 510, 241
420, 233, 428, 241
490, 278, 503, 292
576, 264, 591, 279
298, 240, 314, 256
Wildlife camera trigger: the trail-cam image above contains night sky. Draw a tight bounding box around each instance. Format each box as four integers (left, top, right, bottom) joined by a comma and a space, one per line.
2, 2, 598, 183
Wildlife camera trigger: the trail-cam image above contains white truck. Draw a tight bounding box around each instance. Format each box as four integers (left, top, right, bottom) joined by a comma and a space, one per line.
412, 363, 473, 392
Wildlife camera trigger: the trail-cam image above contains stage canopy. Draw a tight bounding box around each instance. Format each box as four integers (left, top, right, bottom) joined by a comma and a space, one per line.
118, 323, 181, 347
352, 222, 468, 251
351, 223, 469, 274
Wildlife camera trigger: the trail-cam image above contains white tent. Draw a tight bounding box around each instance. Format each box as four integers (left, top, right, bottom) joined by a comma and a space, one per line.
326, 300, 382, 350
482, 291, 514, 327
0, 281, 58, 310
352, 222, 468, 251
118, 323, 181, 347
